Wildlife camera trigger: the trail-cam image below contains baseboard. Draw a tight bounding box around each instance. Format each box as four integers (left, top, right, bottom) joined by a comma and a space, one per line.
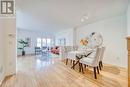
103, 61, 127, 69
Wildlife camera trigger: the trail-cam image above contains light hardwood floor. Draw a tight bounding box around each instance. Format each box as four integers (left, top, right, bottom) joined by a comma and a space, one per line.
1, 55, 128, 87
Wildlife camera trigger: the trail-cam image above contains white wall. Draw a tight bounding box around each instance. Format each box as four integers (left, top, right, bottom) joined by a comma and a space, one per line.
127, 2, 130, 36
55, 28, 74, 46
0, 0, 16, 82
5, 18, 16, 76
17, 29, 55, 55
0, 18, 6, 85
0, 17, 16, 84
76, 15, 127, 68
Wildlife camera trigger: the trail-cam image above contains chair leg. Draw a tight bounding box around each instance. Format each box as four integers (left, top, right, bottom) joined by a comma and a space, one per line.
101, 61, 103, 68
79, 62, 80, 67
66, 59, 68, 65
84, 64, 86, 69
81, 63, 84, 74
93, 67, 97, 79
72, 60, 75, 69
79, 63, 81, 72
70, 60, 72, 64
99, 61, 102, 70
97, 66, 99, 74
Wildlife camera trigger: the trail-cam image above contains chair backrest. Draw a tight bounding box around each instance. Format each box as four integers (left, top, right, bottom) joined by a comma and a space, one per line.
92, 47, 102, 66
59, 46, 73, 58
100, 46, 105, 61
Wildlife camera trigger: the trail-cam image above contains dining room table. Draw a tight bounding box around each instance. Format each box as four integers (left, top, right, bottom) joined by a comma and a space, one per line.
67, 49, 93, 69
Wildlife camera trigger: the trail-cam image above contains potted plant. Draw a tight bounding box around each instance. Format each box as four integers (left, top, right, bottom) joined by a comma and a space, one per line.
18, 39, 28, 56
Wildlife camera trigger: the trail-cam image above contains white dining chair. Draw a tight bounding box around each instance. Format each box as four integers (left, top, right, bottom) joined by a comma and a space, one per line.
85, 46, 105, 70
66, 51, 84, 66
66, 48, 94, 69
99, 47, 105, 70
65, 46, 78, 63
79, 47, 102, 79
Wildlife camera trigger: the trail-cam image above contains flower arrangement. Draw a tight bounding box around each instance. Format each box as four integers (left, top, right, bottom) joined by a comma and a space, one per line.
80, 39, 88, 46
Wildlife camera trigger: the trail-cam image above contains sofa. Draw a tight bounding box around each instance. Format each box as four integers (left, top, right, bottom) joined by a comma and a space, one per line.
51, 46, 59, 55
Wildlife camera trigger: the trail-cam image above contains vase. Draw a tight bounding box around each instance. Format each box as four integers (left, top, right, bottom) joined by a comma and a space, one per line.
22, 51, 25, 56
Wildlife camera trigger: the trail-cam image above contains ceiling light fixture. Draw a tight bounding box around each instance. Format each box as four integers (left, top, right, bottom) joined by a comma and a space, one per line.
81, 14, 89, 22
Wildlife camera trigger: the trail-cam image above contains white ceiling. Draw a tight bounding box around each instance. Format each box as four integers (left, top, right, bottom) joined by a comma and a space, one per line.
16, 0, 130, 34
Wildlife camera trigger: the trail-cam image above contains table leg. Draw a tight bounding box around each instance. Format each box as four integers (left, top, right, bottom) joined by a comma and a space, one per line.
71, 60, 79, 69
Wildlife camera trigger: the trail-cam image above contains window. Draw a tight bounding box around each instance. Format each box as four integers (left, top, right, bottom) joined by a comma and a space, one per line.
42, 38, 47, 46
47, 38, 51, 46
51, 39, 55, 46
37, 38, 53, 47
37, 38, 42, 47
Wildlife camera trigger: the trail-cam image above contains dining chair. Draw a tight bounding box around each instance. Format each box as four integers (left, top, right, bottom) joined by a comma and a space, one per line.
60, 46, 74, 65
99, 47, 105, 70
35, 47, 42, 55
60, 46, 68, 59
66, 51, 82, 65
79, 47, 102, 79
85, 46, 105, 70
66, 47, 94, 69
